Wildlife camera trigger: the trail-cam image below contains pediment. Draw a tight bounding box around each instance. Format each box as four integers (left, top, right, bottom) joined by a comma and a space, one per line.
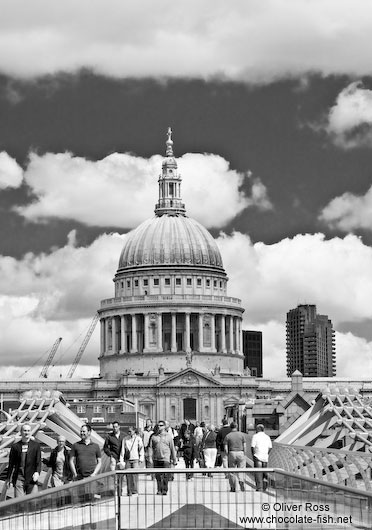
223, 395, 240, 405
157, 368, 222, 388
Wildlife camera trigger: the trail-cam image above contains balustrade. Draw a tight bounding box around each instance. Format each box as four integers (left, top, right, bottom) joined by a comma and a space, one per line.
271, 442, 372, 491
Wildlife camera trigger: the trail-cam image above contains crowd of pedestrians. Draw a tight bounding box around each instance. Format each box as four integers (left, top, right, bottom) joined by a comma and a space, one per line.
5, 418, 272, 497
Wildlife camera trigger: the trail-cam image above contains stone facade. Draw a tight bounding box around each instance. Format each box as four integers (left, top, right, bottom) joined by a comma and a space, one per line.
98, 128, 245, 402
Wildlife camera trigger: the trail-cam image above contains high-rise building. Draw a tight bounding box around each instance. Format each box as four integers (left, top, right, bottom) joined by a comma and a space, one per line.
286, 304, 336, 377
242, 330, 263, 377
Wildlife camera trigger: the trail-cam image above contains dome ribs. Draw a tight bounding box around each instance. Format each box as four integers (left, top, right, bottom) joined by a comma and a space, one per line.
117, 213, 225, 272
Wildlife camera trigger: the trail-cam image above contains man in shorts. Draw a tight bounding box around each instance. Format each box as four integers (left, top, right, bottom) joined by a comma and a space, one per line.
251, 424, 272, 491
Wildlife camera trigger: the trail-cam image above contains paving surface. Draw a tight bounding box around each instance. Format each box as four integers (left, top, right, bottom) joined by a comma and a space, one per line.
119, 470, 275, 529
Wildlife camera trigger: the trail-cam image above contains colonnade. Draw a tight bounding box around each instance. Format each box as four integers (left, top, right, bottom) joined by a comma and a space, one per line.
100, 312, 242, 356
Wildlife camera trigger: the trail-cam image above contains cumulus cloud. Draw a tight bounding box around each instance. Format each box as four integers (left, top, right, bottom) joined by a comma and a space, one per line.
217, 231, 372, 377
335, 332, 372, 379
0, 230, 125, 320
0, 231, 124, 370
319, 186, 372, 231
16, 151, 270, 229
325, 82, 372, 148
218, 231, 372, 325
1, 1, 372, 81
0, 152, 23, 188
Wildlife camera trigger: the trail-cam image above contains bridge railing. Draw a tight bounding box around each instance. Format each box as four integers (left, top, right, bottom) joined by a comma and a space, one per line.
0, 471, 117, 530
1, 467, 372, 529
271, 442, 372, 490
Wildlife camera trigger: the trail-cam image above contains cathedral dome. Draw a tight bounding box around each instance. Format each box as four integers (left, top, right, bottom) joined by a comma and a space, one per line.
118, 214, 224, 272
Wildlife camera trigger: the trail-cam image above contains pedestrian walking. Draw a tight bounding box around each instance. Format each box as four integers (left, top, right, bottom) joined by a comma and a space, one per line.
103, 421, 124, 471
119, 427, 144, 496
193, 421, 203, 449
251, 424, 272, 491
224, 422, 247, 492
148, 420, 177, 495
44, 435, 72, 487
202, 424, 217, 477
142, 419, 154, 478
196, 421, 206, 469
180, 419, 195, 441
165, 421, 176, 480
216, 419, 231, 474
5, 423, 41, 497
182, 431, 196, 480
70, 424, 101, 480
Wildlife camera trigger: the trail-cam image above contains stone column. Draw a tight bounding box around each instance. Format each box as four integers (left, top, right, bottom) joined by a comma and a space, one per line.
121, 315, 126, 353
144, 313, 150, 351
105, 318, 110, 353
157, 313, 163, 351
210, 393, 215, 424
239, 319, 243, 354
100, 319, 105, 356
229, 316, 234, 353
221, 315, 226, 353
234, 317, 239, 353
211, 314, 216, 352
171, 313, 177, 352
198, 313, 203, 352
185, 312, 191, 353
131, 314, 137, 353
112, 316, 118, 354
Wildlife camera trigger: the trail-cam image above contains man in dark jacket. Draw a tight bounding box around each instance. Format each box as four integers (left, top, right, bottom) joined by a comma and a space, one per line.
180, 419, 195, 442
103, 421, 124, 471
216, 419, 231, 473
6, 423, 41, 496
182, 431, 196, 480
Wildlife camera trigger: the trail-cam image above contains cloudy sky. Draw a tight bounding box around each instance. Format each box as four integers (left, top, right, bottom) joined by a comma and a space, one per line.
1, 0, 372, 380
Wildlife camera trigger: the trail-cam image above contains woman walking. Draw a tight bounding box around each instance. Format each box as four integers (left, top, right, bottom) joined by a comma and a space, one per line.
44, 435, 72, 487
202, 424, 217, 477
119, 427, 144, 496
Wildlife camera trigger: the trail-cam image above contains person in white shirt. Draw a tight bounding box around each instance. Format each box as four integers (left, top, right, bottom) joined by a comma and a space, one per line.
193, 422, 204, 449
251, 424, 272, 491
119, 427, 144, 496
142, 419, 154, 473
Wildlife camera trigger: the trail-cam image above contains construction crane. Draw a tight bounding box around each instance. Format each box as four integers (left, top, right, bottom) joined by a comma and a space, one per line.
67, 313, 99, 378
39, 337, 63, 378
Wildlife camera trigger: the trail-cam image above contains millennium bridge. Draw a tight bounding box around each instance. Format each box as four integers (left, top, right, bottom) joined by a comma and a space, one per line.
0, 386, 371, 529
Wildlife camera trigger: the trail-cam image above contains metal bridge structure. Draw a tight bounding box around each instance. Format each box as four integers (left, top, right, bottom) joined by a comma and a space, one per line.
270, 384, 372, 490
0, 389, 109, 498
1, 384, 372, 528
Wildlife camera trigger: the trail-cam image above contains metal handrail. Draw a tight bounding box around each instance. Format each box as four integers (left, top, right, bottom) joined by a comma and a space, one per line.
0, 470, 116, 509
